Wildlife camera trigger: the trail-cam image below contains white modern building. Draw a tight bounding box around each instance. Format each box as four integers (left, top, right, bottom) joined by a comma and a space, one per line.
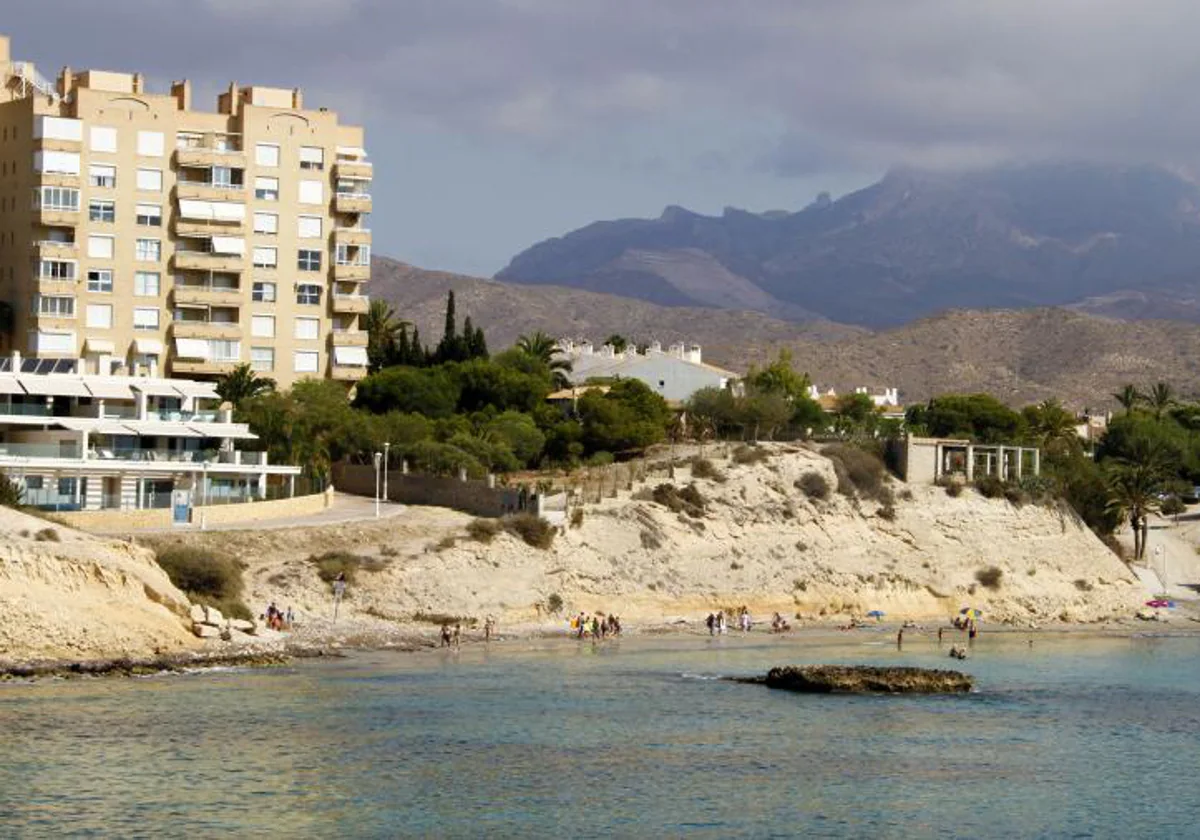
0, 352, 299, 511
557, 340, 740, 404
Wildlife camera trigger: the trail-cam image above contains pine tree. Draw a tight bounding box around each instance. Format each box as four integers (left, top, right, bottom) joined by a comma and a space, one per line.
473, 326, 489, 360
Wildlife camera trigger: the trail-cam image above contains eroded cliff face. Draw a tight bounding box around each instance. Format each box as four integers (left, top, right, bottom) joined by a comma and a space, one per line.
0, 509, 196, 663
212, 446, 1144, 630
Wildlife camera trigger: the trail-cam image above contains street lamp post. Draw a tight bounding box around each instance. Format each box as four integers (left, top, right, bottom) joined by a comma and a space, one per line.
383, 441, 390, 508
373, 451, 382, 518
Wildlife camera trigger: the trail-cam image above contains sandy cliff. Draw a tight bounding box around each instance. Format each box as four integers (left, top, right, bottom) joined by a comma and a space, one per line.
0, 508, 197, 663
157, 446, 1143, 633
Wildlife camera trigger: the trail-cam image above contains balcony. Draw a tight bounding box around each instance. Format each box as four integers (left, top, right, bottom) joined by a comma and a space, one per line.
332, 263, 370, 281
174, 217, 245, 237
34, 135, 82, 153
33, 207, 79, 227
334, 227, 372, 247
330, 331, 369, 347
175, 146, 247, 169
331, 365, 368, 381
170, 359, 239, 376
175, 181, 245, 202
334, 160, 373, 180
0, 442, 82, 461
173, 286, 243, 307
334, 192, 372, 214
331, 294, 369, 315
173, 251, 245, 272
32, 240, 79, 260
35, 172, 81, 189
172, 321, 242, 340
36, 278, 79, 296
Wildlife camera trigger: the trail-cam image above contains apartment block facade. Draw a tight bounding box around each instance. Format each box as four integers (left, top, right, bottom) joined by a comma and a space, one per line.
0, 33, 372, 389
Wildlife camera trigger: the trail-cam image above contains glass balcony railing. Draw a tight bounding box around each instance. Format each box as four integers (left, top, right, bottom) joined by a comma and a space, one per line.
154, 410, 220, 423
0, 443, 81, 459
0, 403, 53, 417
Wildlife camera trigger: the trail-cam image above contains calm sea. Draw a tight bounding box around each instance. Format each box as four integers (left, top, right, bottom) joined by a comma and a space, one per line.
2, 631, 1199, 838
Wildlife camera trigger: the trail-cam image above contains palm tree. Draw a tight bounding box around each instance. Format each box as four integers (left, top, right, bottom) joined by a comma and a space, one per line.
365, 300, 409, 372
604, 333, 629, 353
1146, 382, 1176, 421
1112, 384, 1141, 414
516, 331, 573, 389
216, 363, 275, 407
1105, 436, 1173, 561
1027, 398, 1079, 453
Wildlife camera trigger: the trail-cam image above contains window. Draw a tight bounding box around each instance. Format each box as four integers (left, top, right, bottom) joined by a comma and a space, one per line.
252, 246, 277, 268
133, 307, 160, 331
299, 146, 324, 170
86, 304, 113, 329
298, 180, 323, 205
134, 271, 160, 297
88, 164, 116, 189
251, 315, 275, 338
297, 215, 323, 239
293, 351, 319, 373
253, 212, 278, 234
35, 186, 80, 212
210, 340, 240, 362
135, 239, 161, 262
296, 283, 322, 305
212, 166, 241, 189
176, 132, 203, 149
294, 317, 319, 340
89, 125, 118, 153
87, 269, 113, 293
35, 295, 76, 317
39, 259, 76, 280
135, 203, 162, 226
137, 131, 165, 157
254, 176, 278, 201
89, 199, 115, 223
87, 234, 115, 260
255, 143, 280, 168
298, 249, 322, 271
34, 151, 80, 175
252, 281, 276, 303
250, 347, 275, 372
136, 168, 163, 191
336, 244, 371, 266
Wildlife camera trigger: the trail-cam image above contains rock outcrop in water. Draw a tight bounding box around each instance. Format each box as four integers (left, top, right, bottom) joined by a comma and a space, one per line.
752, 665, 974, 694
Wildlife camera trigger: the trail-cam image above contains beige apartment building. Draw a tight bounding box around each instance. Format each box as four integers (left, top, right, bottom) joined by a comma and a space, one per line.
0, 33, 371, 389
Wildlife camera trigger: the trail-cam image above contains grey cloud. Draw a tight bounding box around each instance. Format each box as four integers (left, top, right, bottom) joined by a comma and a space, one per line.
10, 0, 1200, 174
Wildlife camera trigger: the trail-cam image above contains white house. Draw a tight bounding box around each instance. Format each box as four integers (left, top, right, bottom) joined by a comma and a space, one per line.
0, 353, 299, 511
557, 340, 740, 404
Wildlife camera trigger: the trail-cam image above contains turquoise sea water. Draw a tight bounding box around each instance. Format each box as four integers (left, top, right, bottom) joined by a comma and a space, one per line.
2, 631, 1199, 838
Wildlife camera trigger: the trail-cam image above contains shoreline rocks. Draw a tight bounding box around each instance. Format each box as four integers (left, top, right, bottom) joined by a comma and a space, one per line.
735, 665, 974, 694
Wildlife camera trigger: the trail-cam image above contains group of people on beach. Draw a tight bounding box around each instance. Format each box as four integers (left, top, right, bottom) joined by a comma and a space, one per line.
439, 615, 497, 648
570, 612, 622, 639
262, 602, 293, 631
705, 607, 762, 634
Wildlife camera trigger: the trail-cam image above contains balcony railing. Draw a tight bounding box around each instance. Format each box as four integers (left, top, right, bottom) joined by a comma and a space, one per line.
334, 192, 372, 214
155, 409, 219, 423
0, 442, 81, 460
173, 285, 243, 306
0, 403, 53, 417
331, 294, 369, 314
173, 251, 245, 272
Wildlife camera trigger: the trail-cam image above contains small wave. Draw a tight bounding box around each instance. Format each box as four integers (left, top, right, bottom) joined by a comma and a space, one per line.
679, 672, 725, 681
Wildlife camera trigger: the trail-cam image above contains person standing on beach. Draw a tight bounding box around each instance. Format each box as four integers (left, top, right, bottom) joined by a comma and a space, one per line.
453, 623, 462, 648
706, 613, 715, 635
440, 624, 452, 647
938, 627, 944, 644
897, 628, 903, 649
591, 615, 600, 639
484, 616, 495, 642
968, 621, 978, 643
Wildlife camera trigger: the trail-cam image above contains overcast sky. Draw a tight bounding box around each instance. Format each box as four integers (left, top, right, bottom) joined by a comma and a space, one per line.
9, 1, 1200, 275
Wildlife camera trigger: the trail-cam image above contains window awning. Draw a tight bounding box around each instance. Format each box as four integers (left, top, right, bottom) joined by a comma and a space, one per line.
178, 199, 214, 221
130, 380, 185, 398
93, 421, 138, 436
300, 146, 324, 163
336, 146, 366, 158
210, 236, 245, 255
333, 346, 369, 366
174, 381, 221, 400
174, 338, 211, 360
188, 423, 257, 440
0, 377, 23, 395
84, 379, 135, 400
128, 422, 203, 438
53, 418, 92, 432
20, 377, 90, 397
134, 338, 163, 355
211, 202, 246, 222
84, 338, 116, 354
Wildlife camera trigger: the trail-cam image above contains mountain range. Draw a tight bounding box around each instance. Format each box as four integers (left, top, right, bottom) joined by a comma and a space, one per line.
371, 257, 1200, 408
496, 163, 1200, 328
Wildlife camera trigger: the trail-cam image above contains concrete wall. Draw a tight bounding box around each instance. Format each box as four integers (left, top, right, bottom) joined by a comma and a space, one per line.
55, 488, 329, 532
334, 463, 542, 518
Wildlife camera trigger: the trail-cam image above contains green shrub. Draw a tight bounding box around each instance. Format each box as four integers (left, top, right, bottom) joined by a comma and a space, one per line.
877, 504, 897, 521
569, 507, 584, 529
975, 566, 1004, 590
411, 611, 475, 626
379, 544, 400, 557
650, 483, 707, 518
1162, 496, 1186, 517
641, 529, 663, 550
821, 444, 889, 502
796, 472, 831, 500
155, 545, 250, 619
974, 475, 1006, 500
546, 593, 564, 613
0, 476, 24, 508
502, 513, 556, 549
467, 519, 501, 544
943, 481, 964, 498
34, 527, 60, 542
690, 457, 725, 482
586, 451, 615, 467
1074, 578, 1094, 592
307, 550, 388, 585
731, 445, 770, 466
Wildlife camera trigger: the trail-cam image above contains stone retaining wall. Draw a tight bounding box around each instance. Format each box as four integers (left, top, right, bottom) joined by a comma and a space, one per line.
55, 490, 331, 533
